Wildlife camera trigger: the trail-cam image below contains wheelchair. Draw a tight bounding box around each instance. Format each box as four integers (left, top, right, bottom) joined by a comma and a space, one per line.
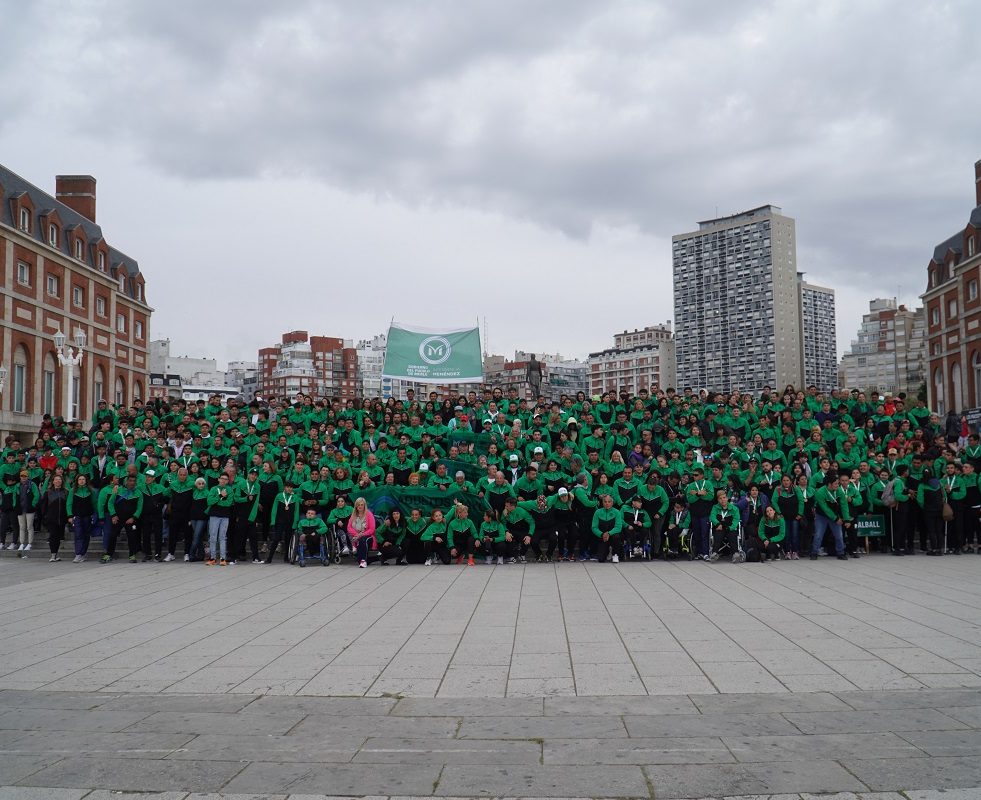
288, 529, 340, 566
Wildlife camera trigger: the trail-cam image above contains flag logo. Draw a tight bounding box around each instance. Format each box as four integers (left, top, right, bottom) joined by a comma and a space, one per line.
419, 336, 453, 365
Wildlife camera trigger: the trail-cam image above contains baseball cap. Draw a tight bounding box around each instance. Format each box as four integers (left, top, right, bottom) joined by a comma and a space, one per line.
533, 446, 544, 454
509, 455, 519, 462
145, 469, 156, 477
557, 487, 569, 496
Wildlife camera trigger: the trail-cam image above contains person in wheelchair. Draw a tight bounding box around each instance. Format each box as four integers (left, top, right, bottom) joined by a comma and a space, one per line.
326, 495, 354, 556
296, 507, 329, 567
621, 495, 652, 559
709, 489, 744, 563
664, 499, 691, 559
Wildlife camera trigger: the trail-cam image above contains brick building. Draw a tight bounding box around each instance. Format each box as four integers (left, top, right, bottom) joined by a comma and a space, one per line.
588, 324, 677, 396
258, 330, 358, 400
922, 160, 981, 415
0, 166, 150, 440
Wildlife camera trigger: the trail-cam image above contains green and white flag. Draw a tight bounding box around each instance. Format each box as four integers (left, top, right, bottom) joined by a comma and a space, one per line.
382, 323, 483, 383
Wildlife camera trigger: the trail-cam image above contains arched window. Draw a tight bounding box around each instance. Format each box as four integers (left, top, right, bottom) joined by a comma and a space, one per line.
133, 379, 143, 401
94, 366, 105, 409
42, 352, 56, 416
115, 377, 125, 407
934, 367, 946, 416
12, 345, 29, 414
951, 362, 963, 414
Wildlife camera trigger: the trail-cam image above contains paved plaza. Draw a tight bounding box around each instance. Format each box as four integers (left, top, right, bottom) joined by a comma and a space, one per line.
2, 555, 981, 797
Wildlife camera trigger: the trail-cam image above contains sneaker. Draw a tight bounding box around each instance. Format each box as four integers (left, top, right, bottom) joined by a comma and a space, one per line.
129, 555, 138, 563
227, 560, 236, 566
24, 543, 31, 551
184, 555, 190, 562
100, 554, 111, 563
77, 556, 86, 563
497, 556, 505, 565
163, 553, 175, 562
485, 555, 493, 565
17, 544, 25, 551
809, 553, 819, 560
341, 547, 351, 556
205, 559, 216, 566
612, 554, 619, 563
4, 543, 14, 550
153, 554, 161, 562
836, 554, 848, 561
359, 560, 367, 568
424, 557, 433, 566
72, 555, 81, 563
709, 552, 719, 562
49, 555, 60, 562
518, 555, 526, 564
509, 557, 518, 564
252, 559, 262, 564
141, 556, 152, 563
467, 555, 475, 566
299, 559, 305, 567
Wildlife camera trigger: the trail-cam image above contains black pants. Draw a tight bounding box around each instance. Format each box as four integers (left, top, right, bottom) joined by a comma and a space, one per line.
554, 516, 575, 555
664, 526, 684, 554
109, 519, 140, 558
377, 542, 403, 563
424, 539, 451, 564
46, 521, 65, 554
478, 537, 510, 558
0, 509, 17, 545
265, 522, 291, 563
622, 524, 649, 551
404, 534, 426, 564
964, 506, 980, 546
142, 513, 163, 557
713, 527, 739, 556
168, 514, 191, 556
893, 505, 914, 551
596, 534, 622, 563
924, 510, 944, 551
243, 520, 261, 561
532, 528, 557, 558
452, 534, 474, 558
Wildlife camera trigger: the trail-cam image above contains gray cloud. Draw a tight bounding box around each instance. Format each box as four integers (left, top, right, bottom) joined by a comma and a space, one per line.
1, 0, 978, 361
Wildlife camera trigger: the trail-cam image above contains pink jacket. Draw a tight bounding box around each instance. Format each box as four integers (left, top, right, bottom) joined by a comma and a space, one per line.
347, 511, 376, 543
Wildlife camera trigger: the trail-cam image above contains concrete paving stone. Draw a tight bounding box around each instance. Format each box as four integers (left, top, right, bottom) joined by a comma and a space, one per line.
221, 761, 440, 796
292, 714, 459, 739
242, 696, 395, 716
0, 690, 106, 710
458, 715, 628, 739
506, 678, 578, 697
645, 758, 867, 798
0, 789, 89, 800
508, 653, 573, 679
751, 650, 837, 675
682, 640, 756, 662
436, 764, 649, 798
699, 662, 788, 694
392, 697, 543, 716
19, 757, 246, 793
799, 794, 906, 800
823, 659, 928, 690
572, 664, 646, 696
568, 643, 631, 664
82, 792, 190, 800
912, 673, 981, 689
930, 705, 981, 727
843, 755, 981, 790
836, 689, 981, 710
691, 691, 851, 714
166, 733, 358, 763
3, 730, 195, 759
366, 676, 442, 697
898, 728, 981, 756
124, 711, 306, 736
624, 712, 801, 738
642, 674, 718, 695
870, 647, 969, 674
0, 754, 68, 785
544, 695, 698, 716
905, 790, 981, 800
630, 651, 704, 676
778, 674, 861, 692
0, 708, 153, 733
231, 678, 309, 696
437, 666, 509, 697
565, 626, 624, 644
722, 731, 925, 762
543, 736, 734, 765
355, 736, 542, 764
93, 694, 259, 714
784, 708, 969, 734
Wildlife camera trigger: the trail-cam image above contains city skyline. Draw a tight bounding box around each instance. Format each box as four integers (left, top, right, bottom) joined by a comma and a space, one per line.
1, 2, 977, 368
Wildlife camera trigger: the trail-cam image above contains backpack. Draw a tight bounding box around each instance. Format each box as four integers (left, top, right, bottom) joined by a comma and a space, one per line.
880, 479, 896, 507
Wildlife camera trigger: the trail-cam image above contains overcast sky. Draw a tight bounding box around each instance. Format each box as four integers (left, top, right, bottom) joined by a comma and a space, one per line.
1, 1, 978, 369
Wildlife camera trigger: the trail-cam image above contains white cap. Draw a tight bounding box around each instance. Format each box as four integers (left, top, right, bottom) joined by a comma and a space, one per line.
419, 463, 429, 472
509, 454, 519, 462
557, 487, 569, 496
533, 446, 544, 454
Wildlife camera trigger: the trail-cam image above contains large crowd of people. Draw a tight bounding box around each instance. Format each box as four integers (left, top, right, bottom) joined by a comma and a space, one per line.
1, 384, 976, 569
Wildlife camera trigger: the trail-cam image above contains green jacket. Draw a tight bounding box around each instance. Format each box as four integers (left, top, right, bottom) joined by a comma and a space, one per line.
269, 491, 300, 528
758, 516, 786, 544
591, 506, 624, 538
709, 503, 739, 531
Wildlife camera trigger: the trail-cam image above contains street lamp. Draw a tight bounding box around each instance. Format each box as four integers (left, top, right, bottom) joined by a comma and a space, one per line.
54, 328, 86, 422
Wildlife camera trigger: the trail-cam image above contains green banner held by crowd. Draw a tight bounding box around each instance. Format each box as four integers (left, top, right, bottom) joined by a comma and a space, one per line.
352, 485, 489, 522
382, 323, 484, 383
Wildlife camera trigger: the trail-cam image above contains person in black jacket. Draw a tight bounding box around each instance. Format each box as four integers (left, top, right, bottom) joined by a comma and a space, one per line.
40, 475, 69, 562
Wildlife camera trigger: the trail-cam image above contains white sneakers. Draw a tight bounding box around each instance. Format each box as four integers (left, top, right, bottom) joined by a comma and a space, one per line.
17, 544, 25, 551
612, 554, 620, 563
49, 555, 60, 563
5, 543, 16, 550
359, 560, 367, 568
24, 543, 31, 551
424, 557, 433, 566
485, 556, 494, 565
341, 547, 351, 556
163, 553, 175, 562
183, 554, 190, 562
497, 556, 505, 565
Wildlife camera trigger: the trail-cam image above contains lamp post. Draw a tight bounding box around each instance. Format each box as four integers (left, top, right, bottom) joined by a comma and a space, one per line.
54, 328, 86, 422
